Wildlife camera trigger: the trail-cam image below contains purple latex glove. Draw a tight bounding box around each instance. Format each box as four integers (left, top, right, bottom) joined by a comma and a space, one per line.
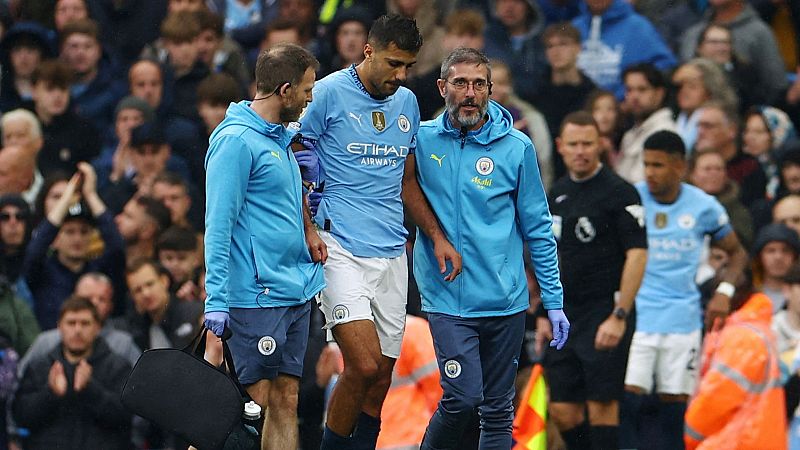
548, 309, 570, 350
293, 138, 320, 185
204, 311, 229, 337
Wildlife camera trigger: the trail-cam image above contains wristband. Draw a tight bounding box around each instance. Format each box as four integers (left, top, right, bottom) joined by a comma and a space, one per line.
715, 281, 735, 298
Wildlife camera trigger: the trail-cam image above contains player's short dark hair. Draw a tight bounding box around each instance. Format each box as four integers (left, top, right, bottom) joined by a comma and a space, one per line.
559, 111, 599, 136
31, 60, 72, 89
542, 22, 581, 45
157, 225, 198, 253
254, 43, 319, 96
137, 195, 172, 235
197, 73, 242, 106
58, 295, 100, 323
622, 63, 666, 90
643, 130, 686, 157
368, 14, 423, 53
440, 47, 491, 82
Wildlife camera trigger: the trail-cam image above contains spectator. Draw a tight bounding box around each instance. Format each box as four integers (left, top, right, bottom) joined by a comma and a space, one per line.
121, 258, 202, 351
0, 194, 32, 288
152, 171, 203, 232
484, 0, 548, 101
197, 72, 243, 137
159, 12, 210, 124
206, 0, 279, 55
408, 8, 486, 121
387, 0, 445, 78
0, 22, 56, 113
672, 58, 739, 152
320, 6, 370, 76
695, 23, 764, 112
22, 164, 124, 330
776, 264, 800, 356
114, 195, 172, 267
684, 275, 786, 450
696, 102, 767, 207
532, 22, 596, 180
750, 146, 800, 232
12, 296, 132, 450
751, 223, 800, 313
615, 63, 676, 184
0, 261, 39, 357
167, 0, 207, 13
489, 59, 554, 189
156, 225, 201, 302
773, 195, 800, 236
58, 18, 126, 134
689, 149, 754, 248
742, 106, 797, 200
681, 0, 789, 105
19, 272, 141, 374
0, 145, 41, 209
194, 9, 251, 95
259, 18, 303, 53
85, 0, 167, 67
537, 0, 581, 26
585, 89, 623, 161
53, 0, 89, 32
572, 0, 676, 99
28, 60, 101, 177
277, 0, 321, 55
92, 96, 153, 191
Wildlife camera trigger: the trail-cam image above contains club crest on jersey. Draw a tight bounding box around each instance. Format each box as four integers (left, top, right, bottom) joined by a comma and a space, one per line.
655, 212, 668, 229
444, 360, 461, 378
333, 304, 349, 321
398, 114, 411, 133
678, 214, 696, 229
372, 111, 386, 132
258, 336, 276, 356
476, 157, 494, 175
575, 216, 596, 243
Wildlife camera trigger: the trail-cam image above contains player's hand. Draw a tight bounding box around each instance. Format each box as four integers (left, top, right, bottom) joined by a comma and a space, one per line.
433, 238, 462, 281
74, 359, 93, 392
294, 148, 320, 185
595, 316, 625, 351
534, 316, 552, 355
48, 361, 68, 397
705, 293, 730, 332
204, 311, 230, 337
547, 309, 570, 350
308, 191, 322, 216
306, 229, 328, 264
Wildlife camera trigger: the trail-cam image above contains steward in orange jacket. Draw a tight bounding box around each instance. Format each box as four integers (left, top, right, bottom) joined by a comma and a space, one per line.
377, 315, 442, 450
685, 291, 786, 450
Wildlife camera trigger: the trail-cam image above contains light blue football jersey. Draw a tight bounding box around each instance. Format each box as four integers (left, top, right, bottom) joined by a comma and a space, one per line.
635, 182, 732, 333
300, 65, 419, 258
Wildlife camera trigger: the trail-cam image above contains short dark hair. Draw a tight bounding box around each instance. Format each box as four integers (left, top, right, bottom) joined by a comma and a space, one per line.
643, 130, 686, 157
197, 73, 242, 106
126, 257, 165, 277
254, 43, 319, 95
444, 9, 485, 37
161, 11, 201, 43
559, 111, 599, 136
622, 63, 666, 90
157, 225, 198, 253
368, 14, 423, 53
59, 18, 100, 47
130, 122, 168, 149
440, 47, 491, 82
542, 22, 581, 45
137, 196, 172, 235
153, 171, 189, 191
59, 295, 100, 323
194, 9, 224, 37
264, 18, 300, 40
31, 60, 73, 89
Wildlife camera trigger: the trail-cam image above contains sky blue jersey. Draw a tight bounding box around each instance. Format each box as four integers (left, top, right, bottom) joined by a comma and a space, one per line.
635, 182, 732, 333
299, 65, 420, 258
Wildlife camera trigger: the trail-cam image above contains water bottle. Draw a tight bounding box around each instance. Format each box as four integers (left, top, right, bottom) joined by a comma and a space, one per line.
243, 400, 262, 431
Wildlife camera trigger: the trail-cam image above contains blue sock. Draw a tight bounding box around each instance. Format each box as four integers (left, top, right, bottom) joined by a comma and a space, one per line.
658, 400, 687, 450
351, 412, 381, 450
321, 425, 352, 450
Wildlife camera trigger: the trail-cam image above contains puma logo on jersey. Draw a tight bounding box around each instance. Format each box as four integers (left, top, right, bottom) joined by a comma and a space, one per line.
349, 112, 362, 126
270, 151, 281, 160
430, 154, 446, 167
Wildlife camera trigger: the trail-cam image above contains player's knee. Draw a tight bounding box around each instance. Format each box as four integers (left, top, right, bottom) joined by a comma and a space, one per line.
346, 357, 381, 383
442, 392, 483, 413
268, 385, 299, 415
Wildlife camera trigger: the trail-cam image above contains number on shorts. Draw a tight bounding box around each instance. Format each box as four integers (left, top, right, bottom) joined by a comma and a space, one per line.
686, 348, 697, 371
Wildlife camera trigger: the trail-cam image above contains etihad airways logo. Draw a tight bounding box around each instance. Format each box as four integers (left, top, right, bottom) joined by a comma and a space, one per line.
346, 142, 410, 157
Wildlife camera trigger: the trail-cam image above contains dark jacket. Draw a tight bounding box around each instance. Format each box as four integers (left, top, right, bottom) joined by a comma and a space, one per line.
0, 285, 39, 356
122, 296, 202, 350
12, 338, 132, 450
70, 53, 127, 134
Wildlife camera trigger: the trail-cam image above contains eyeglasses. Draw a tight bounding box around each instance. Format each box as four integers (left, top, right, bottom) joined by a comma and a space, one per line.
0, 212, 25, 222
447, 79, 491, 93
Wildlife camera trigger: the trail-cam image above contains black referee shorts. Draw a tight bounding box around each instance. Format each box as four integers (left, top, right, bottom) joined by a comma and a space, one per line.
543, 304, 635, 403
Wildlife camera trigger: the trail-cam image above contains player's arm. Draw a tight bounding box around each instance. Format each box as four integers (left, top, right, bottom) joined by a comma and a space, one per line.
402, 153, 462, 281
706, 230, 748, 330
303, 196, 327, 264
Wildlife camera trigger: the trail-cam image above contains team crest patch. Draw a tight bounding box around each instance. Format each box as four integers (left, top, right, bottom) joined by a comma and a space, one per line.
332, 304, 349, 321
398, 114, 411, 133
444, 360, 461, 378
575, 216, 596, 243
371, 111, 386, 132
476, 157, 494, 175
655, 212, 668, 229
678, 214, 696, 229
258, 336, 276, 356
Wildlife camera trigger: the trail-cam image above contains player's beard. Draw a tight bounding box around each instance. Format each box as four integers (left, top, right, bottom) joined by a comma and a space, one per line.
280, 102, 303, 123
446, 96, 488, 129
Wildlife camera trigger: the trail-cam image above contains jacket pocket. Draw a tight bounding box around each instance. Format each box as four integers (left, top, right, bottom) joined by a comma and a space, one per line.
250, 232, 304, 292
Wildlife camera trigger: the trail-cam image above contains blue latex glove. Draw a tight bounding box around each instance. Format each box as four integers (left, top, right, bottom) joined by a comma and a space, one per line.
548, 309, 570, 350
204, 311, 229, 337
308, 190, 322, 216
293, 140, 319, 184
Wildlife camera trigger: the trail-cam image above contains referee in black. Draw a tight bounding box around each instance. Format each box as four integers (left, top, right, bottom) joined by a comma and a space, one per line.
536, 111, 648, 450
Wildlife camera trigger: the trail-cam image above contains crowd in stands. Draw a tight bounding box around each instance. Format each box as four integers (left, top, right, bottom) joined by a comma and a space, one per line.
0, 0, 796, 448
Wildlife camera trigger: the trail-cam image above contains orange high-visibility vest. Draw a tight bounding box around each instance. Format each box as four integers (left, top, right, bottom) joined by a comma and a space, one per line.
377, 316, 442, 450
512, 364, 547, 450
685, 293, 787, 450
